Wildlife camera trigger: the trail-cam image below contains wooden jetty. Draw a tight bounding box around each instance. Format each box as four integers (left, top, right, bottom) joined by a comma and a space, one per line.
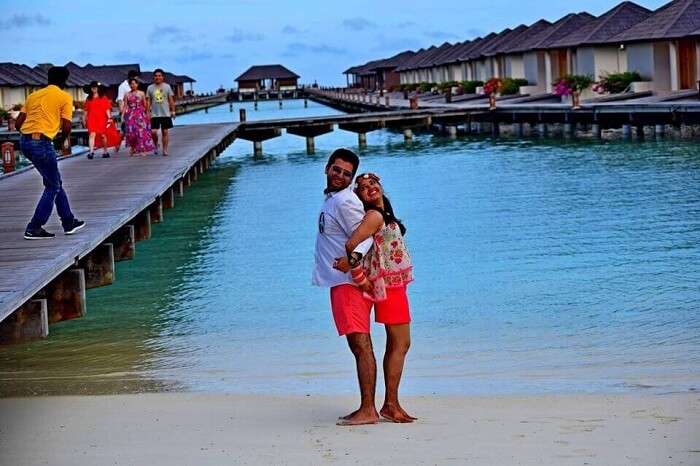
0, 123, 236, 344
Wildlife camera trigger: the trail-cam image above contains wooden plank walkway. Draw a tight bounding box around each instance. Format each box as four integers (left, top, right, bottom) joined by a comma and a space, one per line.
0, 123, 237, 323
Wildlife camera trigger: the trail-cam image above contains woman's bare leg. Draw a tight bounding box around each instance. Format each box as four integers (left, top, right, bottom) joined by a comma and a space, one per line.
381, 323, 417, 422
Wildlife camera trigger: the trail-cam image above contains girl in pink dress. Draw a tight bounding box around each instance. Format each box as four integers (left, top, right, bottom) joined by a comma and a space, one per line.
121, 78, 155, 156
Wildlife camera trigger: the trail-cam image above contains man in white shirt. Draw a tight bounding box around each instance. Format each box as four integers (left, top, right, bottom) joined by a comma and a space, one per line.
116, 70, 139, 150
313, 148, 377, 426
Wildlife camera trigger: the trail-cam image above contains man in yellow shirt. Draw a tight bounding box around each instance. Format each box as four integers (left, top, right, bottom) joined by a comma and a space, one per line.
16, 66, 85, 239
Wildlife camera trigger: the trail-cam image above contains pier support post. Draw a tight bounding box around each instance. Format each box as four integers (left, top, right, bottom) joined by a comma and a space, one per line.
76, 243, 115, 289
537, 123, 547, 137
358, 132, 367, 148
515, 123, 524, 138
305, 137, 315, 155
254, 141, 263, 157
622, 124, 631, 139
133, 210, 152, 241
229, 103, 233, 112
149, 197, 163, 224
592, 123, 602, 139
491, 122, 500, 138
163, 187, 175, 209
680, 123, 692, 139
177, 179, 185, 197
0, 299, 49, 344
107, 225, 135, 261
654, 124, 664, 139
191, 165, 199, 182
446, 126, 457, 138
46, 269, 86, 324
239, 108, 246, 122
563, 123, 573, 138
636, 125, 645, 141
403, 129, 413, 142
304, 98, 308, 108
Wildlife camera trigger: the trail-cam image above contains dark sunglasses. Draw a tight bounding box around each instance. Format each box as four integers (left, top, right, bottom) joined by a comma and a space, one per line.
330, 165, 353, 178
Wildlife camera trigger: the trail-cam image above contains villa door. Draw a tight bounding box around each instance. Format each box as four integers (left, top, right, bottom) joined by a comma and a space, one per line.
677, 39, 697, 90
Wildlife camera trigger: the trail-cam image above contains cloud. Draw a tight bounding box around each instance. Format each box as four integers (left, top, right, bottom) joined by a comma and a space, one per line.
225, 29, 265, 42
0, 13, 50, 29
175, 47, 213, 63
342, 17, 376, 31
283, 42, 348, 57
396, 21, 417, 28
149, 26, 194, 43
114, 50, 153, 64
282, 25, 303, 34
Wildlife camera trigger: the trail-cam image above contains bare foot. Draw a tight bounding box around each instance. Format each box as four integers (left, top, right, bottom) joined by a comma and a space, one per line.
336, 409, 379, 426
380, 403, 416, 423
338, 409, 359, 420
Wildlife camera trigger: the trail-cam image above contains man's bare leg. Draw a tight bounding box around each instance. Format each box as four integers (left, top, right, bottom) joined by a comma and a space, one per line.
151, 129, 159, 152
162, 128, 169, 155
337, 332, 379, 426
380, 323, 417, 423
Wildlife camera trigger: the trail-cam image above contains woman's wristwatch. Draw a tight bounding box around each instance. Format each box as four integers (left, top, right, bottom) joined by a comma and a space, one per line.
348, 252, 363, 267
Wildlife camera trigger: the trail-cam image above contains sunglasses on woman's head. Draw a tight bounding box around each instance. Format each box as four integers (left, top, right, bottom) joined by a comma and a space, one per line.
355, 172, 381, 184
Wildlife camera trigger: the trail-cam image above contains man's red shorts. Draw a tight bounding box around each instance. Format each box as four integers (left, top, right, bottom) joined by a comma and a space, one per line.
330, 284, 372, 336
330, 284, 411, 336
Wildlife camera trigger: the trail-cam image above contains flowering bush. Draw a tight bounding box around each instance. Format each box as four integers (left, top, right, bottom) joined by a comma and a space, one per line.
483, 78, 502, 95
553, 75, 594, 96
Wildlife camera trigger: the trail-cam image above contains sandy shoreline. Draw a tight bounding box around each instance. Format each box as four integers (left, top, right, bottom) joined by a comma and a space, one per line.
1, 392, 698, 465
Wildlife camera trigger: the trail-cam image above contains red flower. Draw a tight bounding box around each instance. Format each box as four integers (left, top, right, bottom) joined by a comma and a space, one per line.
390, 249, 404, 264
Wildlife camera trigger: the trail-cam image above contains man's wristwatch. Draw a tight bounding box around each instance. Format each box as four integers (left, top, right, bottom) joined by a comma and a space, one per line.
348, 252, 362, 267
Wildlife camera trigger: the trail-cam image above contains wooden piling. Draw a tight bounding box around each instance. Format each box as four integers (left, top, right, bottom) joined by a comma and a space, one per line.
403, 129, 413, 142
177, 179, 185, 197
358, 132, 367, 148
654, 124, 664, 138
447, 126, 457, 138
254, 141, 263, 156
133, 210, 152, 241
592, 123, 602, 139
149, 197, 163, 224
107, 225, 135, 261
76, 243, 115, 289
46, 269, 86, 324
0, 299, 49, 344
306, 136, 315, 155
163, 187, 175, 209
622, 124, 631, 139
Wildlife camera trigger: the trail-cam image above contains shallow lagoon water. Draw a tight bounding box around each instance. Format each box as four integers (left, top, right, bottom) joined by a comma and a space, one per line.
1, 99, 699, 396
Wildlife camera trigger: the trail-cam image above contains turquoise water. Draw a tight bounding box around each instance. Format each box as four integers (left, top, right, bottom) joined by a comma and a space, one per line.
1, 100, 699, 396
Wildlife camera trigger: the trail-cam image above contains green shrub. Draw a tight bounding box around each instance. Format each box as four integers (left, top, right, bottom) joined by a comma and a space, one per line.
594, 71, 644, 94
460, 80, 483, 94
0, 108, 8, 120
418, 82, 435, 93
437, 81, 458, 92
500, 78, 528, 95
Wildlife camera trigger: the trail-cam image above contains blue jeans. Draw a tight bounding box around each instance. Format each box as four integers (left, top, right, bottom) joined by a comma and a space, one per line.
19, 135, 75, 232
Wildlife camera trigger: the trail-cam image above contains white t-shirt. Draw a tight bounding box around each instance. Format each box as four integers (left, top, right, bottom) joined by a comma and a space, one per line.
117, 80, 130, 103
313, 186, 373, 288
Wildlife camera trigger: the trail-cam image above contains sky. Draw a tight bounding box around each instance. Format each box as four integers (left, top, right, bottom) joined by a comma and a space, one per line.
5, 0, 669, 92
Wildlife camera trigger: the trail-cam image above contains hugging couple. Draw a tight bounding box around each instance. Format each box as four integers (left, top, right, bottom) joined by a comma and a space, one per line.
313, 148, 415, 426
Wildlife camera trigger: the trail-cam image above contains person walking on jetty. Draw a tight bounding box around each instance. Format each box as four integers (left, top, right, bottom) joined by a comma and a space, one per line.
15, 66, 85, 240
117, 70, 140, 148
146, 69, 175, 156
333, 172, 417, 423
313, 148, 378, 426
122, 78, 155, 156
83, 81, 112, 159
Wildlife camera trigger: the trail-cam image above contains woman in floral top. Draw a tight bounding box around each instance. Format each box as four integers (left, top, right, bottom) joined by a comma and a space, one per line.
333, 172, 416, 423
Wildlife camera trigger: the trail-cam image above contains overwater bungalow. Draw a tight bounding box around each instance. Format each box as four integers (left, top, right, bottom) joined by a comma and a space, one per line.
235, 65, 299, 97
613, 0, 700, 92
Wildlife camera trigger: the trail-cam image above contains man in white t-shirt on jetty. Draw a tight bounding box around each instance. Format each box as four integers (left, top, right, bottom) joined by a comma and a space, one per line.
313, 148, 377, 426
145, 68, 175, 156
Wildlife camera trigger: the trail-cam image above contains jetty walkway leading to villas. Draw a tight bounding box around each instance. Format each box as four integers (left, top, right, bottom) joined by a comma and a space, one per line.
0, 123, 237, 345
306, 88, 700, 139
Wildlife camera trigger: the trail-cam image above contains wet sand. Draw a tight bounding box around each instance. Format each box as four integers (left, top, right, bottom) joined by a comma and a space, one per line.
1, 392, 698, 465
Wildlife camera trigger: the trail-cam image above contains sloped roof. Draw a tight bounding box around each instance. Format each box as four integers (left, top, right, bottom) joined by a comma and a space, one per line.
140, 71, 196, 84
0, 63, 45, 86
548, 2, 652, 47
434, 39, 475, 65
482, 25, 529, 56
79, 63, 141, 86
368, 50, 416, 71
613, 0, 700, 42
500, 20, 553, 54
235, 65, 299, 82
508, 13, 597, 53
396, 46, 437, 71
461, 32, 501, 60
413, 42, 454, 69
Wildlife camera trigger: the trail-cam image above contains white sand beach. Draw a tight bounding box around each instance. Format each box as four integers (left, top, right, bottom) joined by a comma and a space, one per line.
1, 392, 698, 465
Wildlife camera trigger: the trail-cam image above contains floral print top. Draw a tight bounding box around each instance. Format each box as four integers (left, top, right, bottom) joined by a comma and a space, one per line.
362, 220, 413, 302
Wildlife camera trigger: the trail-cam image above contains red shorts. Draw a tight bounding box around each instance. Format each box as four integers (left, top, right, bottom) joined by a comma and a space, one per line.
330, 284, 372, 336
375, 286, 411, 325
330, 284, 411, 336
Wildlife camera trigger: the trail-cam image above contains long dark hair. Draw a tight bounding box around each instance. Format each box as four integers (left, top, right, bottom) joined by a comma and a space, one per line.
86, 86, 104, 101
363, 194, 406, 236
